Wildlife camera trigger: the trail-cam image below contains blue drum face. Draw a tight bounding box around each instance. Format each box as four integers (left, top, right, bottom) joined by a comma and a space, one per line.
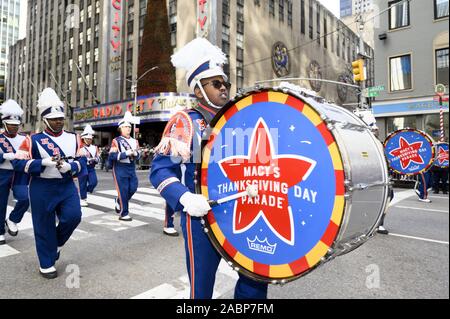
384, 129, 435, 175
201, 91, 345, 281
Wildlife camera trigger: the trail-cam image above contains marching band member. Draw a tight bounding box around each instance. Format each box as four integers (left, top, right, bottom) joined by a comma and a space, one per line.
150, 38, 268, 299
109, 111, 140, 221
15, 88, 87, 279
0, 100, 30, 244
78, 125, 99, 207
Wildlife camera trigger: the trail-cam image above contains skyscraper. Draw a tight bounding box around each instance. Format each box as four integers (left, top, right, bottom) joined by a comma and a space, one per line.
0, 0, 22, 102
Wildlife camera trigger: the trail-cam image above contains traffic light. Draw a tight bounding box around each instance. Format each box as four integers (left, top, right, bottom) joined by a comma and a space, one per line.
352, 59, 365, 82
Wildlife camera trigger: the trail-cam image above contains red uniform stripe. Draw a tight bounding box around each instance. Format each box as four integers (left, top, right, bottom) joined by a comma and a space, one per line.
186, 215, 195, 299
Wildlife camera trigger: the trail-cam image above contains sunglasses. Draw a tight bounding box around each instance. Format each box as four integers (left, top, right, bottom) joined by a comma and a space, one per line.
202, 80, 232, 90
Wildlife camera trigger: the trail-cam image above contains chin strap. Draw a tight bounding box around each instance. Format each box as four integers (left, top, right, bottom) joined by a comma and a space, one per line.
43, 118, 61, 134
196, 79, 222, 111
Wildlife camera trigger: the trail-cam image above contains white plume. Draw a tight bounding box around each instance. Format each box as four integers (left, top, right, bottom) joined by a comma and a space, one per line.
0, 100, 23, 118
171, 38, 228, 71
37, 88, 64, 111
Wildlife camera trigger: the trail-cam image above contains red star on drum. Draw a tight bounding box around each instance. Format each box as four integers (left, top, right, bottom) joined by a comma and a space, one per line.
219, 118, 316, 245
389, 137, 424, 170
437, 147, 449, 165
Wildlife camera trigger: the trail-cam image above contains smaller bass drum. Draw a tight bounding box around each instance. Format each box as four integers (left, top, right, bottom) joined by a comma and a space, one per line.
384, 129, 436, 175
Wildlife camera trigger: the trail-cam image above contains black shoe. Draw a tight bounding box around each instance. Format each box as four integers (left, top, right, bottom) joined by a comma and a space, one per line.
433, 190, 439, 194
377, 226, 389, 235
5, 220, 18, 237
0, 234, 5, 245
443, 191, 448, 195
39, 267, 58, 279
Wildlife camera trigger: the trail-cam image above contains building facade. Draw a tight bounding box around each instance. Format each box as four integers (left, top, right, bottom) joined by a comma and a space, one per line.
7, 0, 372, 145
341, 0, 373, 17
373, 0, 449, 142
1, 0, 22, 103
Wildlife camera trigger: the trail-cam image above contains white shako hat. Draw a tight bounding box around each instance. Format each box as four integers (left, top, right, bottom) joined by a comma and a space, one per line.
118, 111, 136, 128
37, 88, 65, 119
171, 37, 228, 93
81, 124, 95, 139
0, 99, 24, 125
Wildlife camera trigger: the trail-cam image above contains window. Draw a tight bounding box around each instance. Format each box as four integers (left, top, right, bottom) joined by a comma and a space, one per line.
424, 113, 449, 142
436, 47, 449, 86
301, 0, 305, 34
269, 0, 275, 17
309, 1, 313, 39
390, 54, 412, 91
279, 0, 284, 22
387, 116, 417, 132
287, 1, 292, 27
388, 0, 410, 30
435, 0, 449, 19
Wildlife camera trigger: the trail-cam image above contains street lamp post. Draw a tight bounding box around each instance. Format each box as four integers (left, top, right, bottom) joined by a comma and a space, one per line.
127, 66, 159, 138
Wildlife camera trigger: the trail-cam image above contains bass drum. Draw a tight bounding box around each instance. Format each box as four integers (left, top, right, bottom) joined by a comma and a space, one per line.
199, 86, 390, 284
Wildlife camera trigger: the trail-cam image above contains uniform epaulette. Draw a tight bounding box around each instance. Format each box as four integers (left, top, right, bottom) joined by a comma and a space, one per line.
153, 111, 193, 161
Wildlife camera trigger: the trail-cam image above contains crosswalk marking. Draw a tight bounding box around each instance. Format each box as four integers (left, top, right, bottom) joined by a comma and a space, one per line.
131, 259, 238, 299
97, 189, 166, 205
89, 215, 148, 231
86, 193, 166, 220
0, 245, 20, 258
81, 207, 105, 218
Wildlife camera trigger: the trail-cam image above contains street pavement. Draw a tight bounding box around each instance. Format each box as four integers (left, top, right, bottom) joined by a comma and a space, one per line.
0, 170, 448, 299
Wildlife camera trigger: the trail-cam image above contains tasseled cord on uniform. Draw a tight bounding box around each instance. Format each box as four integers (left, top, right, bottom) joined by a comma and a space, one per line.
153, 137, 191, 162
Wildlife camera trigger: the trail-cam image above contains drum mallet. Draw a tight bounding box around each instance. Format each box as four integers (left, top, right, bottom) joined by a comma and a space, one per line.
208, 185, 258, 207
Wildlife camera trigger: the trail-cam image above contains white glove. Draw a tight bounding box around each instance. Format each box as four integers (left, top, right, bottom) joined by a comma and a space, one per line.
58, 162, 72, 173
125, 149, 134, 157
2, 153, 16, 161
41, 157, 57, 167
179, 192, 211, 217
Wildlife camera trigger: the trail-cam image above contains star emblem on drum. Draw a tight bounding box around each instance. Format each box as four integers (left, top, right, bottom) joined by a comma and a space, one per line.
389, 137, 424, 170
218, 118, 316, 246
437, 147, 449, 165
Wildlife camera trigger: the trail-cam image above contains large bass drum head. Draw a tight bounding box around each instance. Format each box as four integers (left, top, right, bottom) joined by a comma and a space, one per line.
199, 88, 346, 283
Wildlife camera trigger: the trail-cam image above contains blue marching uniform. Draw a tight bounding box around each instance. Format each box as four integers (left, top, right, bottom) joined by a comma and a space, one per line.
78, 144, 99, 200
109, 136, 140, 218
0, 132, 30, 236
416, 170, 433, 200
15, 130, 87, 269
165, 205, 176, 229
150, 108, 268, 299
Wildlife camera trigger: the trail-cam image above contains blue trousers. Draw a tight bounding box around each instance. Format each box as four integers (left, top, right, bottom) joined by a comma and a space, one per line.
165, 205, 175, 228
29, 178, 82, 268
0, 169, 29, 235
417, 171, 433, 199
180, 212, 268, 299
78, 167, 98, 199
112, 163, 138, 217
